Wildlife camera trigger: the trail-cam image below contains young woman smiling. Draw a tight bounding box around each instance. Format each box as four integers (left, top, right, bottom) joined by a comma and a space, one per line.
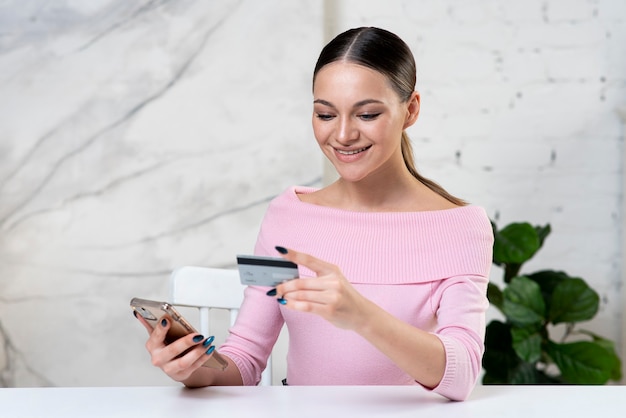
137, 27, 492, 402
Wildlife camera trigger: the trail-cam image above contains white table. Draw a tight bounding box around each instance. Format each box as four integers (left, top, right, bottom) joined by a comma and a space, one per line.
0, 384, 623, 417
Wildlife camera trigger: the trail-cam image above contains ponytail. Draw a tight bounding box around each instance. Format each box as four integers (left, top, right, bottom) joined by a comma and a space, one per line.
401, 133, 467, 206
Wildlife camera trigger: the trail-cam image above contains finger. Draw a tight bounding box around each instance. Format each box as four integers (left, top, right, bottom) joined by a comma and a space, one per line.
133, 309, 154, 334
277, 281, 340, 310
190, 345, 217, 371
163, 343, 214, 379
167, 332, 208, 352
151, 329, 208, 368
278, 275, 332, 297
275, 246, 337, 276
275, 277, 338, 311
145, 314, 173, 351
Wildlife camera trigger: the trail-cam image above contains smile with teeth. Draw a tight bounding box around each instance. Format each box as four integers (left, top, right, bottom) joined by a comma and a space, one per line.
336, 145, 372, 155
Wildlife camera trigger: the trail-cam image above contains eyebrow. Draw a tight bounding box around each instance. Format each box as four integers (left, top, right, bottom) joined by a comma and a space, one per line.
313, 98, 384, 108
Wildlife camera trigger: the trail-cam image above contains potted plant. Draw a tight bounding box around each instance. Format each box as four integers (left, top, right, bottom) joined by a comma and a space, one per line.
482, 221, 622, 384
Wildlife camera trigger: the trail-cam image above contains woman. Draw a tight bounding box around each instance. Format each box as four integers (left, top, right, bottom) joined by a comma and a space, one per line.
137, 27, 492, 401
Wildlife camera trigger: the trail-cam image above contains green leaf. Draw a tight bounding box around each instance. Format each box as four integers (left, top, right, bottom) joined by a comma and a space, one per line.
549, 278, 599, 324
511, 326, 542, 363
482, 321, 519, 382
482, 372, 507, 384
490, 220, 500, 266
483, 361, 561, 384
577, 330, 623, 381
503, 262, 522, 285
508, 361, 548, 384
535, 224, 551, 248
546, 340, 619, 384
493, 222, 541, 265
502, 276, 546, 327
526, 270, 568, 312
487, 282, 504, 312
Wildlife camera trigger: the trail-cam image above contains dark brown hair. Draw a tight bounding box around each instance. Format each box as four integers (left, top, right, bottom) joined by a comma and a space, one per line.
313, 27, 466, 206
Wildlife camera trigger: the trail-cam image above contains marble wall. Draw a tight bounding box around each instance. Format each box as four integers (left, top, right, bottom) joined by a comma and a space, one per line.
1, 0, 625, 387
0, 0, 324, 386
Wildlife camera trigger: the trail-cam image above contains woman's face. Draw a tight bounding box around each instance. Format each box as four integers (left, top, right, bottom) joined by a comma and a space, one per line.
312, 61, 419, 184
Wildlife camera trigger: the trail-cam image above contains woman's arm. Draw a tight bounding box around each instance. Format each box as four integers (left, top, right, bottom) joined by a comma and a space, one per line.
353, 299, 447, 388
355, 275, 487, 399
273, 247, 487, 400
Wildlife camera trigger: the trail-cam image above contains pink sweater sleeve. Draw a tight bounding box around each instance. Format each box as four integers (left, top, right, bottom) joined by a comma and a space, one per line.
429, 274, 489, 401
219, 284, 284, 385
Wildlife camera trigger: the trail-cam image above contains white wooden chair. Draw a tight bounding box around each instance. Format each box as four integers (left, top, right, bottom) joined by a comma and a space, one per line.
170, 266, 273, 386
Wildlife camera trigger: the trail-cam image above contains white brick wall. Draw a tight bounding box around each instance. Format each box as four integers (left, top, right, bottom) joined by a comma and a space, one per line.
327, 0, 626, 379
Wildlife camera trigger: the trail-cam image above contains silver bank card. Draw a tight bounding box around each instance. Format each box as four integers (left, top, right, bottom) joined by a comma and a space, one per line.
236, 255, 299, 287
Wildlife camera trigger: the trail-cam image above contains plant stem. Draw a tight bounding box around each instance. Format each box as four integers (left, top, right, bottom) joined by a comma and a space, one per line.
561, 323, 574, 343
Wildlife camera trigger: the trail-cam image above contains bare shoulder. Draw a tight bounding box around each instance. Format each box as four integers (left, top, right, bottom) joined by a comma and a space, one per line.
297, 183, 462, 212
416, 191, 462, 211
296, 187, 335, 206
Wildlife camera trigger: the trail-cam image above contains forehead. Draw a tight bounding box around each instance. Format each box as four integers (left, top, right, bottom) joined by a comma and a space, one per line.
313, 62, 396, 99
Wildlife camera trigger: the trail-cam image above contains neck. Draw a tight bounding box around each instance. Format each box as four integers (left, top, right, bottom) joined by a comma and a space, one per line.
332, 166, 424, 212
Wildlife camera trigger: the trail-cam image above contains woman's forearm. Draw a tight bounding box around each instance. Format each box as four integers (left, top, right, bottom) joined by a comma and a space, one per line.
355, 300, 446, 389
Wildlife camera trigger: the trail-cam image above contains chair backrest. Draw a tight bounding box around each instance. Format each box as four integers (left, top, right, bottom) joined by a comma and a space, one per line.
169, 266, 273, 386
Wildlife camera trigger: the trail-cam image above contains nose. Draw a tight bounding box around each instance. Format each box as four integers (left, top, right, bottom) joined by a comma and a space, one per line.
336, 116, 358, 145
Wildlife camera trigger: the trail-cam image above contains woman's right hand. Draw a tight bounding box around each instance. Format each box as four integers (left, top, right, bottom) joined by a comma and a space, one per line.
135, 313, 215, 383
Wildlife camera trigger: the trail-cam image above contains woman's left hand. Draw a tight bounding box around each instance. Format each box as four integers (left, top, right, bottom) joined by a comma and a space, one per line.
272, 247, 372, 331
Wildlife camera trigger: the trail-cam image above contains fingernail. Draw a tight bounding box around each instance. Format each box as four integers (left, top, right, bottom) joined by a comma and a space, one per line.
192, 335, 204, 343
275, 246, 288, 254
203, 336, 215, 347
277, 298, 287, 305
161, 318, 168, 327
206, 346, 215, 355
266, 288, 277, 296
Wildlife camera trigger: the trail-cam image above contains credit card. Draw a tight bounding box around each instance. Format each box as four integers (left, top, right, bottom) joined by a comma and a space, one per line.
236, 254, 299, 287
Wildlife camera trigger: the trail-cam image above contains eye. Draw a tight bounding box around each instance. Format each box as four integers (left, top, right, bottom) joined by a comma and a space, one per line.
316, 113, 335, 121
358, 113, 381, 121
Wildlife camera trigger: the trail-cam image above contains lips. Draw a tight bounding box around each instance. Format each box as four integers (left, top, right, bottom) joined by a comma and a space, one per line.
335, 145, 372, 155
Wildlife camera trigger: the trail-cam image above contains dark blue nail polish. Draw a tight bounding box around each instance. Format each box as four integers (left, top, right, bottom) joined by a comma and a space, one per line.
203, 336, 215, 347
192, 335, 204, 343
206, 346, 215, 355
277, 298, 287, 305
275, 246, 288, 254
161, 318, 168, 327
266, 288, 277, 296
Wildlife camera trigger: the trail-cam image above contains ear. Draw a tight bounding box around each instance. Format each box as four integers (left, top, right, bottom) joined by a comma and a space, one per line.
403, 91, 420, 129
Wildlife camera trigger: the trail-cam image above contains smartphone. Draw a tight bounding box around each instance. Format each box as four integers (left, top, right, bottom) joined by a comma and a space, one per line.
236, 254, 299, 287
130, 297, 228, 371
